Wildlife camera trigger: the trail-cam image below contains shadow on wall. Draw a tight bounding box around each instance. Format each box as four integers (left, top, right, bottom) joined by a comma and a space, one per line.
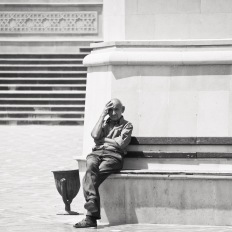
111, 65, 232, 80
85, 64, 232, 80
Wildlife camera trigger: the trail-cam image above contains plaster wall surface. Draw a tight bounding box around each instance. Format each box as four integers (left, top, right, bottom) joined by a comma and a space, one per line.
104, 0, 232, 40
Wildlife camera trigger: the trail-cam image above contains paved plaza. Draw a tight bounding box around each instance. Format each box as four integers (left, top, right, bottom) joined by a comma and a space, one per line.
1, 125, 232, 232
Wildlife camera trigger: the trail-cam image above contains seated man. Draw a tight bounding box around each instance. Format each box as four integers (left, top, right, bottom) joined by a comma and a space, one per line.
74, 98, 133, 228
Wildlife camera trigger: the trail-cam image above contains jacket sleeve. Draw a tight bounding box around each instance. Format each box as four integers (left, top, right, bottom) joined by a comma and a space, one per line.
113, 122, 133, 149
93, 120, 106, 144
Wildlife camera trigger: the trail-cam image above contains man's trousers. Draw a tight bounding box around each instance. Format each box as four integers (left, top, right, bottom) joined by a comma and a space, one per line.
83, 150, 123, 219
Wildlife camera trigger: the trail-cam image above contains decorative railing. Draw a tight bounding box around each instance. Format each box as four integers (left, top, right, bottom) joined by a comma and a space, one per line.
0, 11, 98, 34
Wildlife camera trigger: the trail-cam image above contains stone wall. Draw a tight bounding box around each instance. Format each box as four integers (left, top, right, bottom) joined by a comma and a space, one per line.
0, 0, 103, 53
104, 0, 232, 40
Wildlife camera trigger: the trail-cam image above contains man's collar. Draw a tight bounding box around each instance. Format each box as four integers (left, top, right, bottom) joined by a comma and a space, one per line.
106, 116, 124, 125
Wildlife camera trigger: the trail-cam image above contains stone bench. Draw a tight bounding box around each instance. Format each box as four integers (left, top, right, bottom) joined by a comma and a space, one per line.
122, 136, 232, 174
75, 137, 232, 226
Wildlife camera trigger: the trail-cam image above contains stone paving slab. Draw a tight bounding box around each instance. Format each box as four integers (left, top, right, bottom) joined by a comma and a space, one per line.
0, 126, 85, 231
1, 126, 232, 232
95, 224, 232, 232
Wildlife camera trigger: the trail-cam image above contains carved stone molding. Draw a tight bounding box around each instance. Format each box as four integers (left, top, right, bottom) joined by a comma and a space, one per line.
83, 41, 232, 67
0, 11, 98, 34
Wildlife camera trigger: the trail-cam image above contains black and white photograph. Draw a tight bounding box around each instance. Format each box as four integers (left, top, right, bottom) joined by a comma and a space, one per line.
1, 0, 232, 231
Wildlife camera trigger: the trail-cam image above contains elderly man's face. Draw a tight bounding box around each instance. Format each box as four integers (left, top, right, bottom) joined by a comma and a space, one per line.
108, 100, 124, 121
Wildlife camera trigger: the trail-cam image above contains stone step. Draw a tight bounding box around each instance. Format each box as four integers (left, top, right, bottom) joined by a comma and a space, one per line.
0, 64, 85, 67
0, 50, 90, 125
0, 72, 87, 81
0, 58, 83, 65
0, 97, 85, 101
0, 85, 86, 91
0, 105, 85, 110
0, 79, 86, 84
0, 87, 85, 91
0, 90, 85, 95
0, 100, 85, 105
0, 77, 86, 80
0, 91, 85, 100
0, 109, 85, 113
0, 111, 84, 114
0, 113, 84, 118
0, 65, 87, 71
0, 71, 87, 74
0, 84, 86, 86
0, 119, 84, 125
0, 97, 84, 100
0, 73, 86, 78
0, 84, 86, 88
0, 117, 84, 121
0, 54, 89, 59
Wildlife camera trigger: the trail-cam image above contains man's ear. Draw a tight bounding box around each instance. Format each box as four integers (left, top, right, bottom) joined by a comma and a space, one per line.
122, 106, 125, 113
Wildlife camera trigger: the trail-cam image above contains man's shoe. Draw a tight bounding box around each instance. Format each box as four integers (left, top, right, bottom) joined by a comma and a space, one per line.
84, 200, 98, 213
73, 218, 97, 228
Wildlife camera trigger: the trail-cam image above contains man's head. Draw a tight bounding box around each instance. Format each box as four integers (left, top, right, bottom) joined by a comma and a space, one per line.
108, 98, 125, 121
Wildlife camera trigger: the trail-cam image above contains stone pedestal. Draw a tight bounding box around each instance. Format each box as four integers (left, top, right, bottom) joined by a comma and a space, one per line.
80, 0, 232, 226
82, 40, 232, 154
100, 173, 232, 226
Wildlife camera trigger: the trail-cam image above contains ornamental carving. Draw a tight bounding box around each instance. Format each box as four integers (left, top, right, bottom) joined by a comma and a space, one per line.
0, 12, 97, 34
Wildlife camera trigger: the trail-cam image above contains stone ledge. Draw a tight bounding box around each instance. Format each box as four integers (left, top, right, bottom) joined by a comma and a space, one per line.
130, 137, 196, 145
108, 172, 232, 180
83, 40, 232, 67
74, 156, 86, 172
74, 152, 232, 160
90, 40, 232, 49
74, 155, 232, 174
130, 137, 232, 145
126, 151, 232, 159
83, 50, 232, 67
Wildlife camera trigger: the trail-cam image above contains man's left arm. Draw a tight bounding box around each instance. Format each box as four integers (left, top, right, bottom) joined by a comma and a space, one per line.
102, 123, 133, 149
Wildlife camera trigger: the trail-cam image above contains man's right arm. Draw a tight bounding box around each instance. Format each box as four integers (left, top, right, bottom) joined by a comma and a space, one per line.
91, 101, 113, 139
91, 114, 105, 139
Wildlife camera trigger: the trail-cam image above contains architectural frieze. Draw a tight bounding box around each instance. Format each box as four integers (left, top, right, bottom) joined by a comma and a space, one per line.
0, 11, 97, 34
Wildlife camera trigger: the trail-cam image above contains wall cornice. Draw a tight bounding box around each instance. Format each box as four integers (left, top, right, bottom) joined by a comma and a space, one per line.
83, 40, 232, 67
90, 40, 232, 48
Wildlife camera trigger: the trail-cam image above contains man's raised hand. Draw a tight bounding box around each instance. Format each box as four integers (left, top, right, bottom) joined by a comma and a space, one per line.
102, 101, 114, 117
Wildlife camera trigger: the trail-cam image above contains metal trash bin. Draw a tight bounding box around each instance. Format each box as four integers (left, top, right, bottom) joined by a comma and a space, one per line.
52, 169, 80, 215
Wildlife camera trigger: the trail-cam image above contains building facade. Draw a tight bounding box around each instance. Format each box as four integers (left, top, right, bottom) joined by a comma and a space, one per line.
0, 0, 103, 125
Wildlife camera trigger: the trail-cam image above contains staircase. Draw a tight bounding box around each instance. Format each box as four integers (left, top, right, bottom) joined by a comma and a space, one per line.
0, 47, 91, 125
